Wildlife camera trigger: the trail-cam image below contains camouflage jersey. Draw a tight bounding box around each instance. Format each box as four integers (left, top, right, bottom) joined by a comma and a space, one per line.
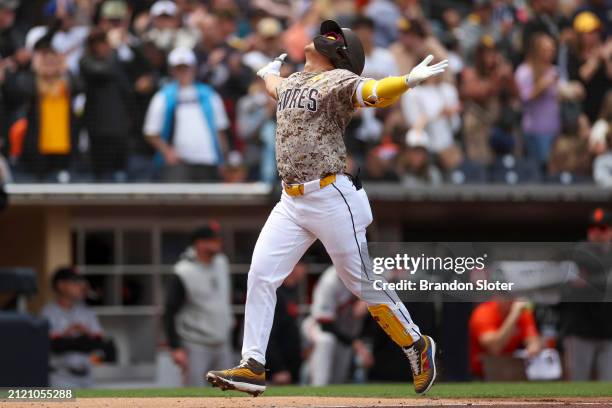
275, 69, 362, 184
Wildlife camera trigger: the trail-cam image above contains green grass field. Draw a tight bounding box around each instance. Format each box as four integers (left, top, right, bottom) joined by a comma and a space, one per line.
76, 382, 612, 399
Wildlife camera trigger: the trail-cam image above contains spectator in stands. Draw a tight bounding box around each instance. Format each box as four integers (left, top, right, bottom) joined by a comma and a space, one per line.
363, 136, 401, 182
97, 0, 158, 182
144, 47, 229, 182
242, 17, 285, 72
141, 0, 199, 52
236, 78, 275, 181
353, 16, 398, 80
363, 0, 401, 47
6, 33, 80, 182
0, 0, 28, 69
302, 266, 374, 385
163, 223, 234, 386
401, 67, 460, 157
469, 299, 542, 378
515, 32, 561, 167
25, 0, 89, 74
548, 114, 591, 182
389, 18, 448, 78
266, 261, 307, 385
460, 35, 517, 165
573, 0, 611, 37
402, 60, 462, 179
436, 10, 465, 75
592, 91, 612, 187
41, 267, 104, 388
222, 150, 248, 182
458, 0, 500, 64
350, 16, 399, 154
0, 0, 607, 186
195, 12, 254, 106
398, 129, 442, 187
522, 0, 567, 56
567, 12, 611, 124
560, 208, 612, 380
80, 29, 132, 181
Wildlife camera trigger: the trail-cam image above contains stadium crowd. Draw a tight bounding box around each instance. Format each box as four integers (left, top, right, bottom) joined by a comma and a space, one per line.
0, 0, 609, 185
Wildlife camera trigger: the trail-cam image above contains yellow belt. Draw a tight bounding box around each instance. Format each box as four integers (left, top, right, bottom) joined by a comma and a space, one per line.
284, 174, 336, 197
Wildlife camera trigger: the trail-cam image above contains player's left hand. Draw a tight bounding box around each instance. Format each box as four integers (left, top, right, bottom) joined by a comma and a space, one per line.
406, 54, 449, 88
256, 53, 287, 79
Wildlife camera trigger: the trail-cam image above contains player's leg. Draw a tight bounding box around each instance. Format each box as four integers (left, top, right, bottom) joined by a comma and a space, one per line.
307, 175, 436, 394
331, 341, 354, 384
302, 316, 336, 386
201, 343, 234, 386
564, 335, 596, 381
183, 340, 210, 386
595, 339, 612, 381
207, 196, 316, 395
241, 199, 316, 364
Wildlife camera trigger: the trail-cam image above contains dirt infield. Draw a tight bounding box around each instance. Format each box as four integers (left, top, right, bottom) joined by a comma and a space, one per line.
9, 397, 612, 408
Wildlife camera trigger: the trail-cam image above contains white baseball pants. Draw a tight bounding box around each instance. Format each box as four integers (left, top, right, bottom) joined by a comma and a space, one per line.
241, 174, 421, 364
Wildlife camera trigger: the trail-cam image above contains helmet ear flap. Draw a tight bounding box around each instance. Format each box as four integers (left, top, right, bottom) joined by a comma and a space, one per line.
334, 46, 351, 70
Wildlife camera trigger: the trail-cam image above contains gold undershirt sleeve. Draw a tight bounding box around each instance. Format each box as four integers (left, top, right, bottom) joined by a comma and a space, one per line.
353, 76, 410, 108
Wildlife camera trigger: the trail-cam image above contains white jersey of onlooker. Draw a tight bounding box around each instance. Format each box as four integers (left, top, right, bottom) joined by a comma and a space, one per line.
401, 82, 460, 153
144, 85, 229, 165
362, 47, 399, 80
357, 48, 399, 143
311, 266, 355, 322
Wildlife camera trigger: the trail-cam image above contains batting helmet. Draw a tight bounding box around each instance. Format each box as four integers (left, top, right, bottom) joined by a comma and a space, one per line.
314, 20, 365, 76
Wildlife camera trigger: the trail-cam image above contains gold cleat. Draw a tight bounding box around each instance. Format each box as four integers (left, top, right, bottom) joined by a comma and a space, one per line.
206, 358, 266, 397
404, 335, 437, 395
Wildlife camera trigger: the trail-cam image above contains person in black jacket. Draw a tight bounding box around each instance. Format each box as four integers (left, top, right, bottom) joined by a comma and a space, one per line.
265, 261, 307, 384
4, 30, 81, 182
560, 208, 612, 380
80, 29, 132, 181
97, 0, 158, 181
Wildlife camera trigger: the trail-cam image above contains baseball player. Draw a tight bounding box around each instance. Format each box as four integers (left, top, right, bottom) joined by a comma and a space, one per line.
302, 265, 373, 385
207, 20, 448, 396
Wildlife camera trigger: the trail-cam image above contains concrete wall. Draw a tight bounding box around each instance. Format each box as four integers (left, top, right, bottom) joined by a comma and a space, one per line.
0, 207, 71, 312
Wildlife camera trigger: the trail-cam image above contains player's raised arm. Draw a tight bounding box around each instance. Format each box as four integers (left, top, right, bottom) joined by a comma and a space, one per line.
353, 55, 449, 108
256, 53, 287, 100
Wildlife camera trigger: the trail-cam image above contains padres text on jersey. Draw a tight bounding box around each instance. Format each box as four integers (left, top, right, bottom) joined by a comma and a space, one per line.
275, 69, 362, 184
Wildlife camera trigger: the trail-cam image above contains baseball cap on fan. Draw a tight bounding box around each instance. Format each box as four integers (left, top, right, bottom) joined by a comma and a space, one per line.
190, 222, 221, 243
257, 17, 282, 38
397, 17, 426, 38
573, 11, 602, 33
168, 47, 196, 67
150, 0, 177, 17
52, 267, 84, 290
101, 0, 128, 20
